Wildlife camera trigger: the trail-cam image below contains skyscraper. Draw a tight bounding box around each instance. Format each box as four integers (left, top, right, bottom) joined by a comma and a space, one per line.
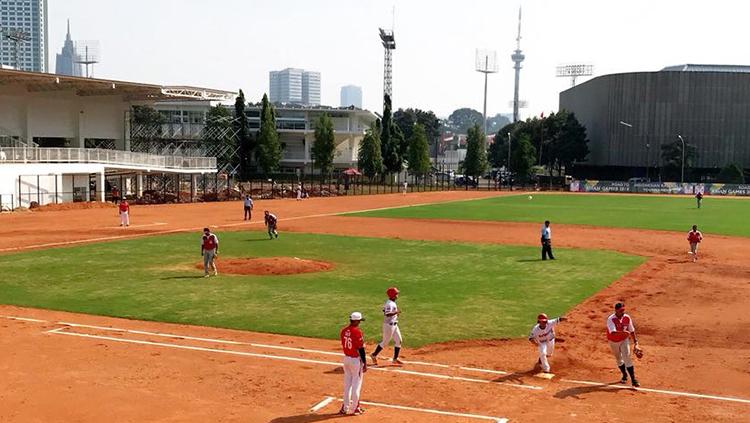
269, 68, 320, 106
54, 19, 81, 77
340, 85, 362, 108
0, 0, 48, 72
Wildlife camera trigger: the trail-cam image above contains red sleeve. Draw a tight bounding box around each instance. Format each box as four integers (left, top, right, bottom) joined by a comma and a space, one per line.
353, 328, 364, 349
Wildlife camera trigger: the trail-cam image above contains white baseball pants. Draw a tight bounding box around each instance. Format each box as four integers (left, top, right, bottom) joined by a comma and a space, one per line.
378, 323, 402, 348
342, 356, 364, 414
119, 211, 129, 226
537, 339, 555, 372
609, 339, 633, 368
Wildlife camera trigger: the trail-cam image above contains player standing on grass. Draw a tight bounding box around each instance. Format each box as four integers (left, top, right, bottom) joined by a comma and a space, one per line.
695, 191, 703, 209
528, 313, 566, 373
370, 287, 403, 365
243, 195, 253, 220
340, 311, 367, 416
606, 302, 640, 387
541, 220, 555, 260
201, 227, 219, 277
687, 225, 703, 262
118, 197, 130, 227
264, 210, 278, 239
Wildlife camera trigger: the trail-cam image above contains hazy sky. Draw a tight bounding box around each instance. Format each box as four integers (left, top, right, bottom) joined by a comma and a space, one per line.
48, 0, 749, 119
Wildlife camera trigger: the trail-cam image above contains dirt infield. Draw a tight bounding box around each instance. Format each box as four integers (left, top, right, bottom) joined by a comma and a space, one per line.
195, 257, 334, 276
1, 191, 749, 422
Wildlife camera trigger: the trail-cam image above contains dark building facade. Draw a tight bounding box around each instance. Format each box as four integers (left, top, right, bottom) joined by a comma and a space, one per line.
559, 65, 750, 179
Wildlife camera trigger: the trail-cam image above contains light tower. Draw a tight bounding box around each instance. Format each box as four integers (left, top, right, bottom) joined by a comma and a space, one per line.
2, 27, 31, 70
556, 64, 594, 87
74, 40, 101, 78
475, 50, 498, 136
379, 27, 396, 104
511, 7, 525, 123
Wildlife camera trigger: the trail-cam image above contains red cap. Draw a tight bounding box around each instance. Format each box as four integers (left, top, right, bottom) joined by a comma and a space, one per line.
537, 313, 548, 322
386, 287, 399, 298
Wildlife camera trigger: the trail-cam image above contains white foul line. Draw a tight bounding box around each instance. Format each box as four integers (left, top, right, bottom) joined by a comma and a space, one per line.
6, 315, 750, 405
560, 379, 750, 405
330, 397, 508, 422
309, 396, 335, 413
47, 329, 540, 391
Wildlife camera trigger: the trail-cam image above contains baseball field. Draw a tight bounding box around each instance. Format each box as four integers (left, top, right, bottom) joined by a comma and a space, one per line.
1, 190, 748, 422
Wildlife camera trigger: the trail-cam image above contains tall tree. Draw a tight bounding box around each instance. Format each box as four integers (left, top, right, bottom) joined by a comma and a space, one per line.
256, 93, 282, 175
234, 90, 252, 179
554, 111, 589, 177
312, 113, 336, 177
380, 94, 404, 175
446, 108, 484, 134
407, 123, 431, 176
462, 124, 488, 181
511, 134, 537, 183
660, 138, 697, 181
358, 120, 383, 179
486, 113, 511, 135
394, 108, 441, 154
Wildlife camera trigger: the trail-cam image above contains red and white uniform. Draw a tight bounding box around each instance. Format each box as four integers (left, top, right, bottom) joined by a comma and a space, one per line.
265, 213, 278, 238
528, 318, 560, 372
606, 313, 635, 367
340, 325, 365, 415
378, 299, 402, 349
118, 201, 130, 226
201, 233, 219, 276
687, 230, 703, 258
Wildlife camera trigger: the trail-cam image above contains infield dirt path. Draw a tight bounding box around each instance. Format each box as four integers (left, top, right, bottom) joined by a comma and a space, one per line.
1, 191, 749, 422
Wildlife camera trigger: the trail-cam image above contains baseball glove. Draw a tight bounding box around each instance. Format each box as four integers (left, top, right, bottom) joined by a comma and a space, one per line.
633, 345, 644, 359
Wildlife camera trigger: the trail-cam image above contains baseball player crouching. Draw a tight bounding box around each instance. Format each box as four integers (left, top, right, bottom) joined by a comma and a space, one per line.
340, 311, 367, 415
370, 287, 403, 366
264, 210, 279, 240
528, 313, 566, 373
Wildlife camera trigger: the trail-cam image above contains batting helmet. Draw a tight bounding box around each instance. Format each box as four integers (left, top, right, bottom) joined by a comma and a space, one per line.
537, 313, 548, 323
386, 287, 399, 298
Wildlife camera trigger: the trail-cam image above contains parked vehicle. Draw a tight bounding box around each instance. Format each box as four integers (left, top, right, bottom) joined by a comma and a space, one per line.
454, 175, 479, 187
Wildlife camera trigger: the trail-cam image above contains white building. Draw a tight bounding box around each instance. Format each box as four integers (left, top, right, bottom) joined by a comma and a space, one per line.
269, 68, 320, 106
340, 85, 362, 108
0, 0, 48, 72
0, 68, 234, 209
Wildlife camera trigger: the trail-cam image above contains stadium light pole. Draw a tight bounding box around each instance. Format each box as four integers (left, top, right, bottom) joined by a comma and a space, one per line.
677, 134, 686, 183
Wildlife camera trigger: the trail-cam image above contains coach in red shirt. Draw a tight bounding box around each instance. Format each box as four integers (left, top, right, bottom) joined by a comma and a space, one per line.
340, 312, 367, 415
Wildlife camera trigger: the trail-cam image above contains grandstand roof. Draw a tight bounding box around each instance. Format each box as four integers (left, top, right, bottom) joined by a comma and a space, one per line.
661, 64, 750, 73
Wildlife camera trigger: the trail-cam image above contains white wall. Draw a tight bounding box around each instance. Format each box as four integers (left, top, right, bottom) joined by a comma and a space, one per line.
0, 162, 104, 208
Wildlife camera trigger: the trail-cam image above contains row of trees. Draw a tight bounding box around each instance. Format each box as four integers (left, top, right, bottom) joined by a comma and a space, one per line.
357, 95, 434, 180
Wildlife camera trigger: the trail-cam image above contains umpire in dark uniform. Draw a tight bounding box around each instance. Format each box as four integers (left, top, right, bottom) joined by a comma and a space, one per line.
541, 220, 555, 260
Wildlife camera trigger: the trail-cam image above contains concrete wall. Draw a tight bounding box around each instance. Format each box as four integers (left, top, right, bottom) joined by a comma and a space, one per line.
559, 71, 750, 169
0, 162, 104, 208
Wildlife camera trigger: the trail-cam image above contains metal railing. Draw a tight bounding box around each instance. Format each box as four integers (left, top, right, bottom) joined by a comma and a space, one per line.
0, 147, 216, 170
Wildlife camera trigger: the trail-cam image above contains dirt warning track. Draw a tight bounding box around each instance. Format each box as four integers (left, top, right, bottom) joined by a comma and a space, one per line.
1, 191, 749, 422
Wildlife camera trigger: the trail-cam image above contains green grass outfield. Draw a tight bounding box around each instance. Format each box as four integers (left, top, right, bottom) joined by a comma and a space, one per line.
350, 193, 750, 237
0, 232, 642, 346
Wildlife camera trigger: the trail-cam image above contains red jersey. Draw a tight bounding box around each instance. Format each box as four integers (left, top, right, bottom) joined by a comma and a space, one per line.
687, 230, 703, 243
201, 233, 218, 250
340, 325, 364, 358
118, 202, 129, 212
606, 313, 634, 342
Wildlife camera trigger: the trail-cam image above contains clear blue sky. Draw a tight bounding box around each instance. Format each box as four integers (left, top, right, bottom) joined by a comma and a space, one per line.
49, 0, 750, 118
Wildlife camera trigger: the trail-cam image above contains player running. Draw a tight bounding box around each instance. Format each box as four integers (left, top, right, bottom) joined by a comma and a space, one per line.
528, 313, 566, 373
200, 227, 219, 277
264, 210, 278, 240
370, 287, 403, 366
340, 312, 367, 416
606, 302, 640, 387
687, 225, 703, 262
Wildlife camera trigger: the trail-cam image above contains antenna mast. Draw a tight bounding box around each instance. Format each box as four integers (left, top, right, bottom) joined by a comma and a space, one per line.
511, 7, 525, 123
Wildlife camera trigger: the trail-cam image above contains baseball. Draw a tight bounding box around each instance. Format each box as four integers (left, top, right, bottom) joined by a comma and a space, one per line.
528, 195, 533, 200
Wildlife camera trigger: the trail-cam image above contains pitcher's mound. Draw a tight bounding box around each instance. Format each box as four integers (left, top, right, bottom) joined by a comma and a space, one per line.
195, 257, 334, 276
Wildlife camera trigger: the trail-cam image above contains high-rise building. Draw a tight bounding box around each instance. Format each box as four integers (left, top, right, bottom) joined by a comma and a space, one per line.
0, 0, 48, 72
301, 71, 320, 106
54, 19, 81, 77
269, 68, 320, 105
340, 85, 362, 108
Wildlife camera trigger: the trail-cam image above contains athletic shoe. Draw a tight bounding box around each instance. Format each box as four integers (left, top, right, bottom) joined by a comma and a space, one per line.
370, 354, 378, 366
632, 379, 640, 388
338, 407, 347, 415
620, 376, 628, 384
392, 358, 404, 365
353, 407, 365, 415
213, 271, 218, 276
204, 274, 210, 278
